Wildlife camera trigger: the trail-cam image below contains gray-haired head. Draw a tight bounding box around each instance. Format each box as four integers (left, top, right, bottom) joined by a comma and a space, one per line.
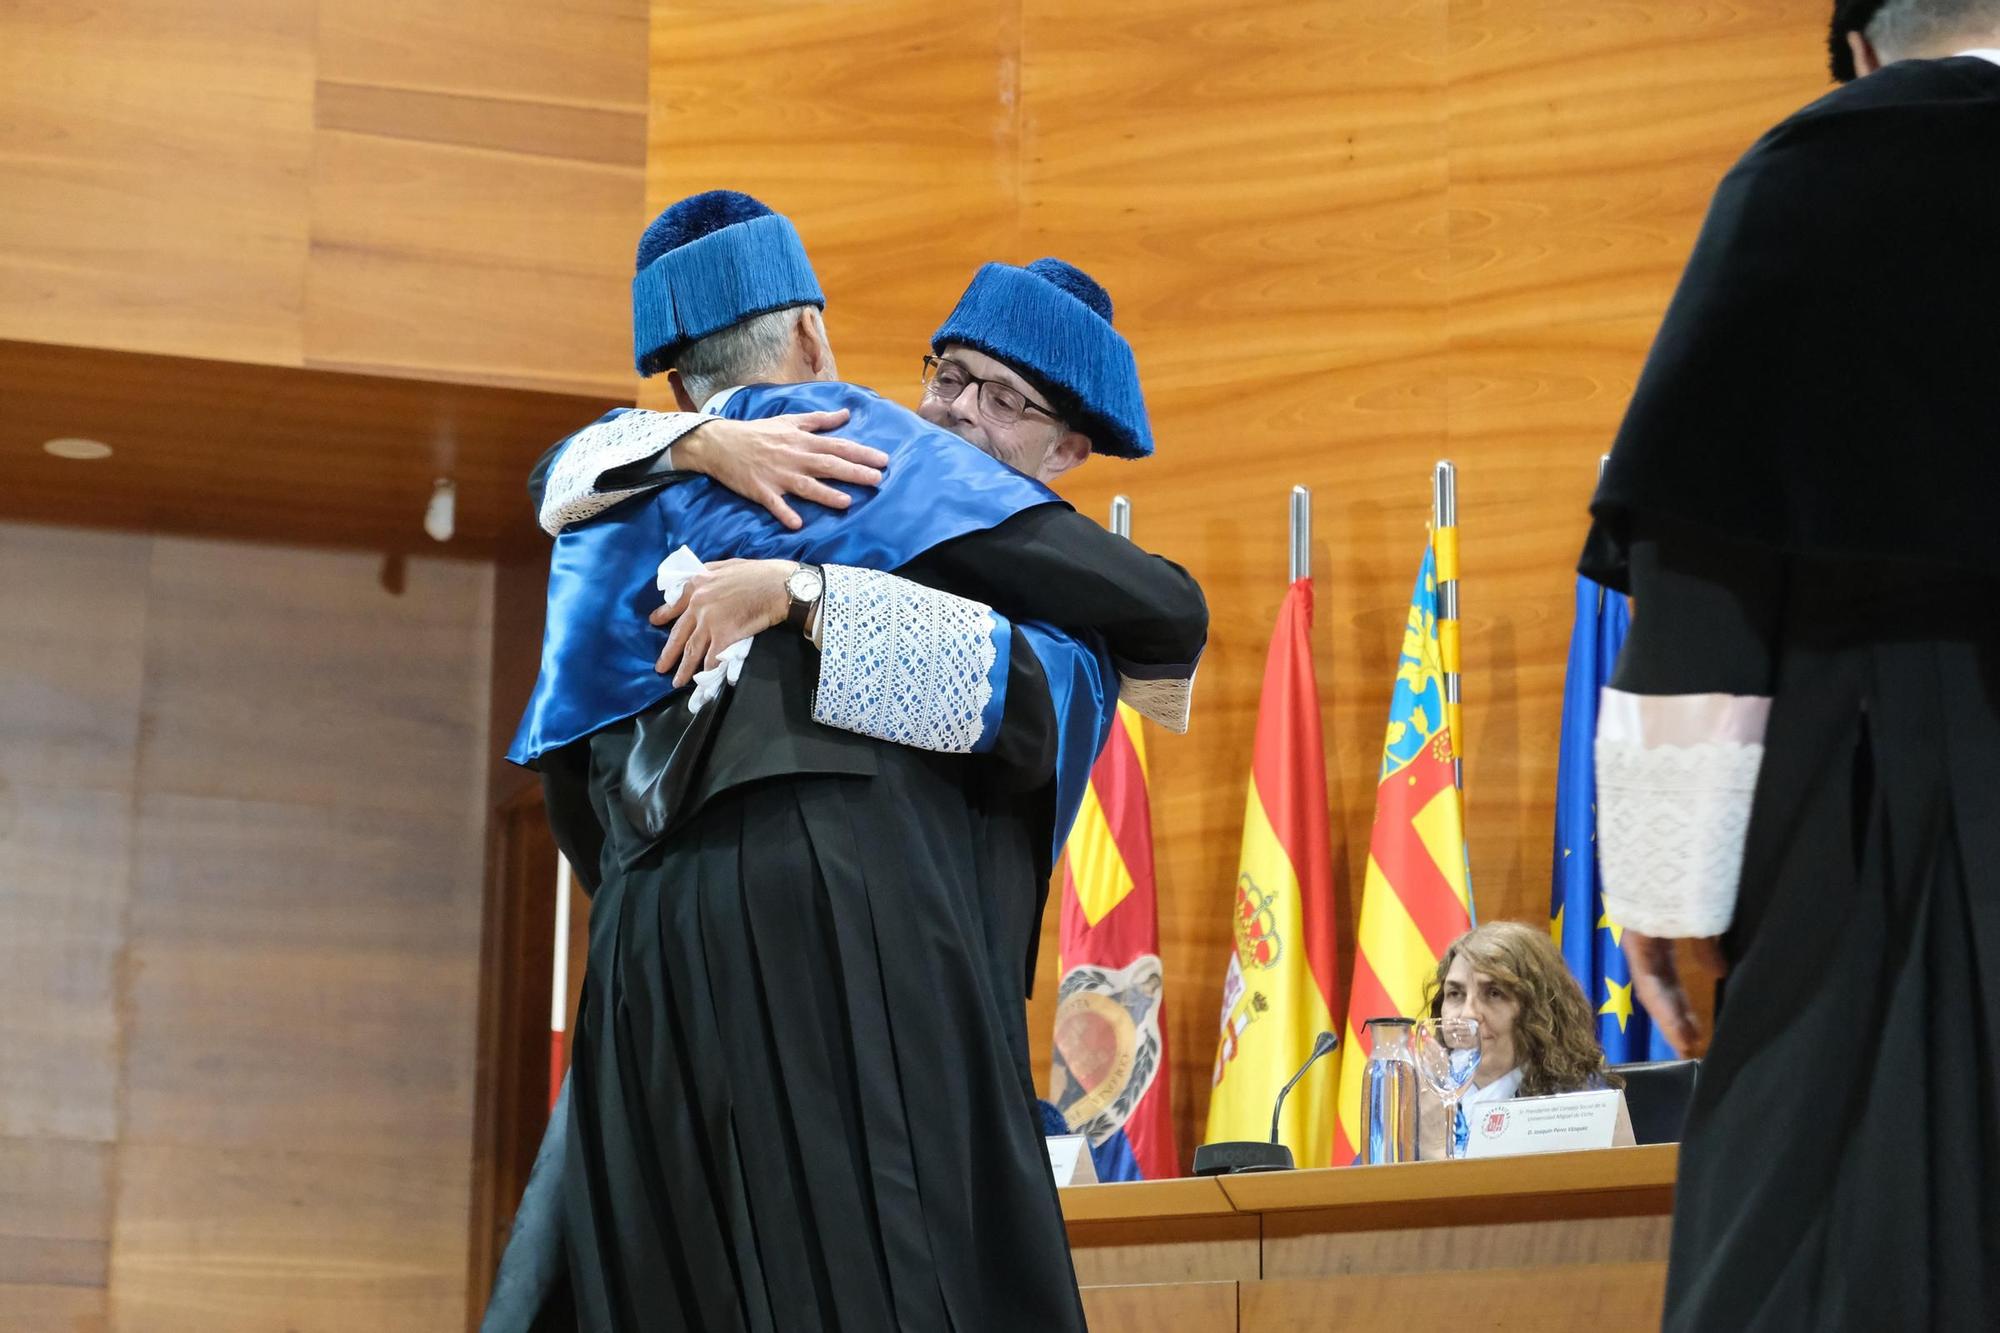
1835, 0, 2000, 79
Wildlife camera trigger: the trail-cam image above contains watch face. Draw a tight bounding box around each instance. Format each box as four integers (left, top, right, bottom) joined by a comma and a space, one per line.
787, 567, 823, 603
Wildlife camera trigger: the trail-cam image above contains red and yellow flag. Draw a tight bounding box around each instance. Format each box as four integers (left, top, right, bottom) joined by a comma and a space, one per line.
1205, 577, 1342, 1166
1331, 541, 1473, 1163
1048, 702, 1176, 1181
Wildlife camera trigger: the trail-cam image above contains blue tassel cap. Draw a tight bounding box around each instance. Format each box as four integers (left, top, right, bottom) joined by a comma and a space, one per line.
631, 194, 825, 375
932, 258, 1153, 459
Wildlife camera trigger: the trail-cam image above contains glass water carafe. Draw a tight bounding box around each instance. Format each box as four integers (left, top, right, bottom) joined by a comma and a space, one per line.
1361, 1017, 1418, 1165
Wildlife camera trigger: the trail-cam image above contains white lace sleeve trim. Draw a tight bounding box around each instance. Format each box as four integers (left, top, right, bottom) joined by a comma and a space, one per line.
811, 565, 999, 754
1117, 667, 1196, 735
1595, 689, 1770, 938
539, 409, 713, 536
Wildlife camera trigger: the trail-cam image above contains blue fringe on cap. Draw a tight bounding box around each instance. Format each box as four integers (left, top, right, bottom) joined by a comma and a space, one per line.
932, 258, 1152, 459
631, 193, 825, 376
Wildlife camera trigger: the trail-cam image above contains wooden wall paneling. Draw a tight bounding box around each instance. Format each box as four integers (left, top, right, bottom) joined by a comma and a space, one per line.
0, 527, 148, 1327
110, 1142, 474, 1332
104, 539, 493, 1330
316, 0, 650, 107
643, 0, 1026, 409
306, 0, 649, 396
1437, 0, 1833, 930
1238, 1263, 1667, 1331
1018, 0, 1455, 1167
0, 0, 646, 393
303, 128, 643, 398
0, 1, 315, 366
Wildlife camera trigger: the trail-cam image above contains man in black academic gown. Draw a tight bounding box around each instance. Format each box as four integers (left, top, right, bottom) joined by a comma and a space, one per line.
486, 194, 1204, 1333
1585, 4, 2000, 1328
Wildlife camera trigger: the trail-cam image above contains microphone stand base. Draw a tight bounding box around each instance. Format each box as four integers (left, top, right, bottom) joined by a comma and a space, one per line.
1191, 1142, 1296, 1177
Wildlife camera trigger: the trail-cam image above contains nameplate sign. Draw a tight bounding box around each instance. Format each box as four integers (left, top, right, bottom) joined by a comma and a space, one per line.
1045, 1134, 1100, 1186
1463, 1089, 1622, 1159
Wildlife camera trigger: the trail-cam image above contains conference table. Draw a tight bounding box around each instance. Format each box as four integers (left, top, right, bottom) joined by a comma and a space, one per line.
1060, 1145, 1677, 1331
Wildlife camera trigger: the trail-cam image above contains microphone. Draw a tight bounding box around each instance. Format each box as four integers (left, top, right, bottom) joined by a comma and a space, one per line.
1270, 1030, 1339, 1144
1192, 1030, 1340, 1177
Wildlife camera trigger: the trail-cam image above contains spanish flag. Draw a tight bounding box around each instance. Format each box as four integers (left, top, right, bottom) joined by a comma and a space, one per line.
1049, 702, 1175, 1181
1331, 541, 1474, 1163
1204, 577, 1342, 1166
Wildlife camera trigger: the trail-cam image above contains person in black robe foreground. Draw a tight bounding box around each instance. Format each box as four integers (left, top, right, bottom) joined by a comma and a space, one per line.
487, 194, 1205, 1332
1585, 8, 2000, 1328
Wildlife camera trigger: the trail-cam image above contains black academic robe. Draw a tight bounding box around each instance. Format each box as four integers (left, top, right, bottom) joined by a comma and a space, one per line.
1582, 53, 2000, 1333
484, 503, 1204, 1333
1609, 522, 2000, 1331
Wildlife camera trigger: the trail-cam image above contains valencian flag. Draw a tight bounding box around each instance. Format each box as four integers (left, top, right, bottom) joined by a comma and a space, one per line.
1049, 701, 1175, 1181
1205, 576, 1342, 1167
1550, 573, 1674, 1062
1331, 542, 1475, 1163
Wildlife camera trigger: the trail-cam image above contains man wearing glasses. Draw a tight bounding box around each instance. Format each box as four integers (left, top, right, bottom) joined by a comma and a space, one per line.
485, 193, 1202, 1333
916, 255, 1147, 486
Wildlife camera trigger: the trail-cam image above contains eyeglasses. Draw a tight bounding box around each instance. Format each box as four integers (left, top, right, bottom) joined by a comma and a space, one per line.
921, 355, 1061, 427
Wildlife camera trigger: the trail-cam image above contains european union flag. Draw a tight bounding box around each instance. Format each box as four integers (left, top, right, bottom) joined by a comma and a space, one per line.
1550, 573, 1674, 1063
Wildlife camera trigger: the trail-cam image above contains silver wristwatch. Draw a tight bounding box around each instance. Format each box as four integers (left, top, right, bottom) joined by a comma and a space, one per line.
783, 563, 824, 632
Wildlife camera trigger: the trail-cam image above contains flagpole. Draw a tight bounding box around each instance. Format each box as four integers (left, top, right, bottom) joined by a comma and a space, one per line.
1290, 485, 1310, 583
1595, 456, 1610, 614
1109, 494, 1132, 540
1432, 461, 1474, 924
550, 854, 572, 1116
1431, 462, 1462, 783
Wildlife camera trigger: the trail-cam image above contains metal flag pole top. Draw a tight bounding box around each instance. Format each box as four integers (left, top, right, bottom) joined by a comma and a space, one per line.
1109, 494, 1132, 540
1290, 485, 1311, 583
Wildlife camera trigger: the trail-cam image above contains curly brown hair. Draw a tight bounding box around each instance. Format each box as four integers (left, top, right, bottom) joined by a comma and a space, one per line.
1422, 921, 1622, 1097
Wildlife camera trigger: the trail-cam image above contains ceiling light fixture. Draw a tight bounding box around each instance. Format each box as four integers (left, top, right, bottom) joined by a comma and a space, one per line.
424, 478, 456, 543
43, 437, 114, 460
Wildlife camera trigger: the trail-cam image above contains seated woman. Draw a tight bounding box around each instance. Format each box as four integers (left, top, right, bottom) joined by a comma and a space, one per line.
1417, 921, 1634, 1158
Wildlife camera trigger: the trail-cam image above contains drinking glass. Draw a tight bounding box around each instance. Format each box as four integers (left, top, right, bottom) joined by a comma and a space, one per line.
1413, 1017, 1482, 1160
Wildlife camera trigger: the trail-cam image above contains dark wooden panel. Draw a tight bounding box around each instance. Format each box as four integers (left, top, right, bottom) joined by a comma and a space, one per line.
0, 528, 498, 1329
0, 339, 622, 557
0, 525, 151, 791
466, 787, 563, 1322
132, 539, 494, 815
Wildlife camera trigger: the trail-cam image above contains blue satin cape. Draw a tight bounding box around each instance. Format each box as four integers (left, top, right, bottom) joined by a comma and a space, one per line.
508, 381, 1113, 855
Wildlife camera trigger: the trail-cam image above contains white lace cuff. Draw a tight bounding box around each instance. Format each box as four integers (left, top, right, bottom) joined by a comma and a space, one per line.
811, 565, 1008, 753
539, 409, 713, 536
1115, 660, 1198, 734
1595, 688, 1769, 938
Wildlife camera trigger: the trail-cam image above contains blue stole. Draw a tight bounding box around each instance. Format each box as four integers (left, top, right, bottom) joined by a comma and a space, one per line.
509, 381, 1113, 854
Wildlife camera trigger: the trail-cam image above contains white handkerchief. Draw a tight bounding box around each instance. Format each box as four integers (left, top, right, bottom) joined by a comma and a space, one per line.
655, 545, 753, 714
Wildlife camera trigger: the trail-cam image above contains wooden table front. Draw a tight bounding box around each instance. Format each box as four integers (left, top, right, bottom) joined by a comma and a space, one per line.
1059, 1145, 1677, 1332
